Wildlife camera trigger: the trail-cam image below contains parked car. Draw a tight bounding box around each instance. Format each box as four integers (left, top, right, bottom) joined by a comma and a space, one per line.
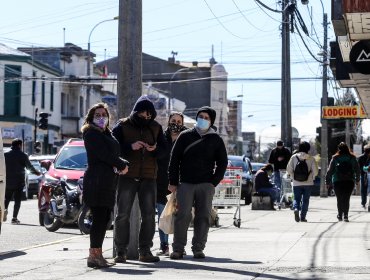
251, 162, 265, 174
24, 160, 46, 200
38, 139, 86, 225
227, 155, 253, 205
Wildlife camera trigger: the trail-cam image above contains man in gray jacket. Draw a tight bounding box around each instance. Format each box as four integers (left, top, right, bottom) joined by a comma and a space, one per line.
286, 141, 318, 222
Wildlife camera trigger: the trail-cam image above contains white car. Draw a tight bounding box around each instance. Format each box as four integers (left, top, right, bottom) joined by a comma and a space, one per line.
0, 130, 6, 233
24, 160, 45, 200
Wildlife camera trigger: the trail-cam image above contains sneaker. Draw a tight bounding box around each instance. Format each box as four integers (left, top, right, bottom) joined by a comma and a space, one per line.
139, 252, 160, 263
294, 210, 300, 222
3, 209, 8, 222
169, 251, 183, 260
344, 216, 349, 222
114, 254, 127, 263
156, 248, 169, 256
193, 251, 205, 259
11, 218, 20, 225
300, 218, 307, 222
337, 215, 343, 221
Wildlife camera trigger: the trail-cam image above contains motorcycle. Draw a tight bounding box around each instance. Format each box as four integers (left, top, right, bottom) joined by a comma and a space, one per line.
38, 177, 112, 234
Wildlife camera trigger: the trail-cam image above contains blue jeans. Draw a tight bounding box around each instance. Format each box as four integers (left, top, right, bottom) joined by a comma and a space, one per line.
293, 185, 312, 219
114, 177, 157, 255
257, 187, 280, 202
156, 203, 169, 250
274, 170, 282, 190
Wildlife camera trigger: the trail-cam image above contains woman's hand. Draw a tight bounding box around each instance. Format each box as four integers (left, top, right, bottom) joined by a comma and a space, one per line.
119, 166, 129, 175
131, 141, 146, 150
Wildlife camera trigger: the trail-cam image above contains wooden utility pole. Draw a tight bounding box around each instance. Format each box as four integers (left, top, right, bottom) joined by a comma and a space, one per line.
114, 0, 142, 260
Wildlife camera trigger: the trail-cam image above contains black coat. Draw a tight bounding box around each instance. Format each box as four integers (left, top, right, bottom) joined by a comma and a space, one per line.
168, 127, 228, 187
5, 147, 39, 190
82, 125, 128, 208
268, 147, 291, 171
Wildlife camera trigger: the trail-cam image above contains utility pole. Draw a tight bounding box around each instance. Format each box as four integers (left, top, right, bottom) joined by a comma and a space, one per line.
115, 0, 142, 260
281, 0, 292, 152
320, 12, 328, 197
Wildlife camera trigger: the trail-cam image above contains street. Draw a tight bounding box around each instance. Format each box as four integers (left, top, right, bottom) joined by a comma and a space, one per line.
1, 195, 370, 279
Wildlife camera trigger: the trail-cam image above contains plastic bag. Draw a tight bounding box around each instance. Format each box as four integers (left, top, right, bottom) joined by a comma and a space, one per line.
159, 192, 177, 234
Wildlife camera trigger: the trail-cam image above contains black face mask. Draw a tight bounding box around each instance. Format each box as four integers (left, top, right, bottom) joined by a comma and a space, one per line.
133, 114, 151, 126
168, 123, 183, 133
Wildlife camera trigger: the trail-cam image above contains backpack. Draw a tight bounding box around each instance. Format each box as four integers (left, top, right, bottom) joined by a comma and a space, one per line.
335, 157, 353, 180
293, 155, 310, 181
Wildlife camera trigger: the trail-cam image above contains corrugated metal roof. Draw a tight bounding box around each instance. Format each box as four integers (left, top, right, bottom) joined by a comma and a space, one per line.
0, 43, 30, 57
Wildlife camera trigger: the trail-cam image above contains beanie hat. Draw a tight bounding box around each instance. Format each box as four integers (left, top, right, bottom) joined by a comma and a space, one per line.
277, 140, 284, 146
131, 95, 157, 119
196, 106, 216, 126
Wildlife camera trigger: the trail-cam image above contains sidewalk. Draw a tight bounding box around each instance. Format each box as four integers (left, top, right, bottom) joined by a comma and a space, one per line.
1, 195, 370, 279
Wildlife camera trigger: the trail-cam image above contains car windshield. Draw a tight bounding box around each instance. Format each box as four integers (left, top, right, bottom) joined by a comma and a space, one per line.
54, 146, 87, 170
228, 158, 250, 173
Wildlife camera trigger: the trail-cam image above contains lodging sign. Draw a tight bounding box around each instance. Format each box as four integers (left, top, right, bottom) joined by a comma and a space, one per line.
322, 105, 367, 119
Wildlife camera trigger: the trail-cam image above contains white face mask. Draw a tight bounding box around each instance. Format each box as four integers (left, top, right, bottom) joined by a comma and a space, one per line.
93, 117, 108, 128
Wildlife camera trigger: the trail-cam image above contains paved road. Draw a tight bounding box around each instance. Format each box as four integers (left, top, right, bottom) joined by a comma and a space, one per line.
1, 195, 370, 279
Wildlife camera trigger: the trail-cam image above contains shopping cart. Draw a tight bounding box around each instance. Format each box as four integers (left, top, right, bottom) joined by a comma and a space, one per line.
212, 167, 243, 227
278, 170, 293, 210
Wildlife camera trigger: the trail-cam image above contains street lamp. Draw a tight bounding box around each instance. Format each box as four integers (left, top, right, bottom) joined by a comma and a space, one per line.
87, 16, 119, 78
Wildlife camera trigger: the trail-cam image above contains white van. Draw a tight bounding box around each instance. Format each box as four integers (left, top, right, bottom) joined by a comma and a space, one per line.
0, 129, 5, 233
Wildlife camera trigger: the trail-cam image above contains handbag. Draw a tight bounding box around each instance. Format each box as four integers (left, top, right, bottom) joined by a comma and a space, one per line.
159, 192, 177, 234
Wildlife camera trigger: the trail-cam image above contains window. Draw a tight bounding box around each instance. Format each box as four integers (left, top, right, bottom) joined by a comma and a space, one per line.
32, 71, 36, 105
41, 77, 45, 109
79, 96, 84, 117
61, 92, 67, 115
50, 82, 54, 111
4, 65, 21, 116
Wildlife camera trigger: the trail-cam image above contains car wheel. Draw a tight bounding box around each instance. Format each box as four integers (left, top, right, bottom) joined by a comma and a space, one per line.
244, 183, 252, 205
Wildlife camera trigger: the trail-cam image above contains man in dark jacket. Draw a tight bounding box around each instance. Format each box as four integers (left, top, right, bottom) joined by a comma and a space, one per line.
4, 139, 41, 224
357, 144, 370, 208
268, 140, 291, 191
168, 106, 228, 260
254, 164, 279, 203
113, 96, 166, 263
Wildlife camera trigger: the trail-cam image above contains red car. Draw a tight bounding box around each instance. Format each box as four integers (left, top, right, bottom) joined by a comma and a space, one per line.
38, 139, 86, 225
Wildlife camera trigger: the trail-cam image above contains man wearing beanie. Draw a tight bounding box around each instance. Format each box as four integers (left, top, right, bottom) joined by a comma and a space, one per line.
168, 106, 228, 260
112, 95, 166, 263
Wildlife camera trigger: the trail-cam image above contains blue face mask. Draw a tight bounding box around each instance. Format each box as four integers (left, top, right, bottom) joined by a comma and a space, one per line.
196, 118, 210, 130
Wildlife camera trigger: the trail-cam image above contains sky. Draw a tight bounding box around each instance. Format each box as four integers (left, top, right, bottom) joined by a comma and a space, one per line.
1, 0, 365, 145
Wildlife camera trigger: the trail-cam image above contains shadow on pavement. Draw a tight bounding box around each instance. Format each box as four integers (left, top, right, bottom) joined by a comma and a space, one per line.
0, 250, 27, 260
110, 258, 298, 280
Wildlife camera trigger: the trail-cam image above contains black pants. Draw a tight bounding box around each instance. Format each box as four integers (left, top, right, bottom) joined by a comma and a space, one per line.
5, 187, 23, 219
334, 180, 354, 218
90, 206, 112, 248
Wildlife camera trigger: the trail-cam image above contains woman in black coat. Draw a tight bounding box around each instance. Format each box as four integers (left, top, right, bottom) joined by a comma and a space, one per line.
81, 103, 129, 268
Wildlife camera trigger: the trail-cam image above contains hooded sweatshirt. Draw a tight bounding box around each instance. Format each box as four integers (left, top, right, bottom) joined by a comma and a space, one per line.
286, 152, 318, 186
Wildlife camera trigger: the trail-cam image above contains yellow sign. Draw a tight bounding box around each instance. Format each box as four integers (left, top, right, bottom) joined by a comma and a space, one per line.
322, 106, 367, 119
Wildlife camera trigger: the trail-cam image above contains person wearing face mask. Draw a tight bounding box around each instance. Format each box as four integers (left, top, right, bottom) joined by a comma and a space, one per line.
81, 102, 129, 268
112, 95, 166, 263
168, 106, 228, 260
254, 164, 279, 204
286, 141, 318, 222
156, 112, 187, 256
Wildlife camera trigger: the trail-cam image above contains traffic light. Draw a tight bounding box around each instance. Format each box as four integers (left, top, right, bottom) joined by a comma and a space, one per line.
38, 112, 49, 130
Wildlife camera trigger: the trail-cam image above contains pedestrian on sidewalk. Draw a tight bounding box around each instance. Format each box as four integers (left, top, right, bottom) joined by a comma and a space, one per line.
254, 164, 280, 204
268, 140, 291, 191
286, 141, 318, 222
357, 144, 370, 208
82, 102, 129, 268
168, 106, 228, 260
156, 112, 187, 256
325, 142, 360, 222
113, 96, 166, 263
4, 138, 41, 224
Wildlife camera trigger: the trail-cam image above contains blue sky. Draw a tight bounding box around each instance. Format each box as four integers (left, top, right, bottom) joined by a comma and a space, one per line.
0, 0, 343, 144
